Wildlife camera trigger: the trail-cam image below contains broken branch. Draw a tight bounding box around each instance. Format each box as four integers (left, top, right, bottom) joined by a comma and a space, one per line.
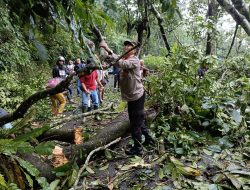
70, 137, 121, 190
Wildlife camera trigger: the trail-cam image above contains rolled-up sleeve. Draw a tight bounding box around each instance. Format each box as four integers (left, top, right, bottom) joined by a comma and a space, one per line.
115, 57, 138, 69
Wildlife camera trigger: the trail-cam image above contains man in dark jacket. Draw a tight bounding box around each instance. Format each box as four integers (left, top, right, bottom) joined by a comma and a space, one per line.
52, 56, 67, 78
52, 56, 73, 102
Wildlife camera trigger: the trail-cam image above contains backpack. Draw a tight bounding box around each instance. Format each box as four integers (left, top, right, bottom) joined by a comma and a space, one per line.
46, 77, 62, 89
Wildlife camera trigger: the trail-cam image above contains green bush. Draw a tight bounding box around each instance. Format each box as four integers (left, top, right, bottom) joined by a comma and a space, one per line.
146, 45, 250, 154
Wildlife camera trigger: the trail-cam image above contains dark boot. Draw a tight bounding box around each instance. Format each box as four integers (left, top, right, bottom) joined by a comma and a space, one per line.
125, 138, 143, 156
143, 136, 155, 146
82, 106, 88, 113
87, 107, 92, 112
93, 105, 101, 120
125, 146, 143, 156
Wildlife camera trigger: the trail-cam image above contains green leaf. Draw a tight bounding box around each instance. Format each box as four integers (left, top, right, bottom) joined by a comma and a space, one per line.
207, 145, 221, 153
0, 139, 32, 154
225, 173, 243, 189
208, 184, 219, 190
15, 124, 50, 142
203, 149, 213, 156
99, 164, 109, 171
35, 141, 55, 155
68, 168, 78, 187
0, 139, 18, 154
90, 179, 101, 186
230, 170, 250, 176
13, 156, 40, 177
175, 148, 184, 155
8, 183, 22, 190
36, 177, 50, 189
23, 172, 33, 188
53, 161, 74, 176
158, 168, 165, 179
49, 180, 60, 190
0, 174, 7, 188
115, 101, 127, 112
104, 149, 113, 160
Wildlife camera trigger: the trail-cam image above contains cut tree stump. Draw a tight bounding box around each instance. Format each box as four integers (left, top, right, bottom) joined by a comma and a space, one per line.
37, 127, 82, 143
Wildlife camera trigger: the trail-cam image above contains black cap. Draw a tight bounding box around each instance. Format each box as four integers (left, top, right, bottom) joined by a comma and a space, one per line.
123, 40, 137, 47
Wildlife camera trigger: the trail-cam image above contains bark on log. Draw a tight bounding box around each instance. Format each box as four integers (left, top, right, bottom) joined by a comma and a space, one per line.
38, 104, 114, 142
63, 112, 131, 161
18, 153, 55, 181
23, 109, 157, 181
37, 128, 77, 143
63, 109, 157, 162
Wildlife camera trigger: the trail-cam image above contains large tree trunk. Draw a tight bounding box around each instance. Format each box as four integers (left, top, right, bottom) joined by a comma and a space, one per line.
217, 0, 250, 35
64, 108, 156, 162
21, 109, 157, 181
205, 0, 219, 55
135, 0, 150, 57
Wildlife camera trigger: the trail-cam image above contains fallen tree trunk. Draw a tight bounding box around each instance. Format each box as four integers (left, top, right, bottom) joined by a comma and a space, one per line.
63, 111, 131, 161
38, 104, 115, 143
37, 128, 78, 143
64, 108, 157, 162
23, 109, 157, 181
51, 103, 114, 127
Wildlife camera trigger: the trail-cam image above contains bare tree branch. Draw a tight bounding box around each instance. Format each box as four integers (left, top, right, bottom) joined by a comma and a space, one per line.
226, 23, 239, 58
70, 138, 121, 190
231, 0, 250, 22
150, 4, 171, 56
0, 74, 74, 126
217, 0, 250, 35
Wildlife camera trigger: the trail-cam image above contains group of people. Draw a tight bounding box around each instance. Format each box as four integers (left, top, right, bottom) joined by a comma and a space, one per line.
47, 39, 154, 156
47, 56, 110, 116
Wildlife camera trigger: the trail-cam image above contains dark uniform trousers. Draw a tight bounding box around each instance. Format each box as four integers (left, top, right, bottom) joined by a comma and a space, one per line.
127, 93, 149, 148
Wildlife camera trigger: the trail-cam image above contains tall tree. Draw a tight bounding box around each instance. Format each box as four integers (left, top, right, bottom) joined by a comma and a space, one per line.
205, 0, 219, 55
